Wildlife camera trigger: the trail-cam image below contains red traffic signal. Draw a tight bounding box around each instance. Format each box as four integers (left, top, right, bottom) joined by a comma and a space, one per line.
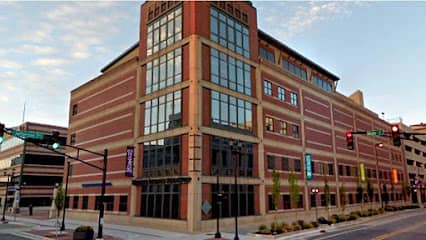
391, 125, 401, 146
346, 131, 354, 150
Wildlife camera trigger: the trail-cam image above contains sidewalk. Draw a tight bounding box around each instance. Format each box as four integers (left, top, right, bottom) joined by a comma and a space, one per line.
5, 209, 262, 240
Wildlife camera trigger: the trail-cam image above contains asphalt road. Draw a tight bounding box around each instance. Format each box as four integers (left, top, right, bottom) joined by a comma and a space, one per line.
0, 223, 31, 240
305, 209, 426, 240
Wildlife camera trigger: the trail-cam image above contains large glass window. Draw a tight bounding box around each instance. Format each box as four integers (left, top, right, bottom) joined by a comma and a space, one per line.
119, 196, 128, 212
210, 7, 249, 58
282, 157, 289, 171
259, 47, 275, 63
281, 59, 307, 80
279, 121, 287, 135
211, 48, 251, 96
292, 124, 299, 139
147, 6, 182, 56
294, 159, 301, 172
212, 184, 254, 218
144, 91, 181, 135
146, 48, 182, 94
211, 90, 252, 132
211, 136, 253, 177
141, 184, 180, 219
265, 117, 273, 132
263, 80, 272, 96
142, 136, 181, 177
267, 155, 275, 170
312, 75, 333, 93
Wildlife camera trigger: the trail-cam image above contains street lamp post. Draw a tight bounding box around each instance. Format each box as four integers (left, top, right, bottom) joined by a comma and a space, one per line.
60, 157, 72, 231
214, 174, 222, 239
230, 140, 242, 240
374, 143, 384, 208
1, 169, 14, 223
311, 188, 319, 221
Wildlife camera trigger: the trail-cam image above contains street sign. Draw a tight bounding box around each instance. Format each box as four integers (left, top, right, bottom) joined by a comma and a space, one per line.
11, 129, 44, 140
202, 201, 212, 214
367, 129, 384, 136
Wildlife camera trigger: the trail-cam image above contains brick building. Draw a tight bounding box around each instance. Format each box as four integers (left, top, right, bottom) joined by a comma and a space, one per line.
66, 1, 405, 232
0, 122, 67, 207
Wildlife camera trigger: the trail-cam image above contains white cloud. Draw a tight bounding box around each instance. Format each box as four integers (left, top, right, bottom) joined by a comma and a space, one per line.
31, 58, 70, 67
258, 1, 360, 40
0, 60, 23, 69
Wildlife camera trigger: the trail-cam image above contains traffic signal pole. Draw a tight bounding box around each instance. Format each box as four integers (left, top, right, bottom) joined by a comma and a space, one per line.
97, 149, 108, 239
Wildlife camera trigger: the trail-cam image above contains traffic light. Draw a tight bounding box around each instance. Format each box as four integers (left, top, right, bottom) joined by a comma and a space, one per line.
51, 131, 60, 149
346, 131, 354, 150
0, 123, 4, 144
391, 125, 401, 146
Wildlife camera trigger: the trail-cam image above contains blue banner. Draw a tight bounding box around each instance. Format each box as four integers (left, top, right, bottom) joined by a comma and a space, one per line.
305, 153, 313, 180
125, 146, 135, 177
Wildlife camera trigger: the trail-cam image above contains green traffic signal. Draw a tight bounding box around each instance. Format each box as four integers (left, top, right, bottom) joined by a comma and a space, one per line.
52, 142, 60, 149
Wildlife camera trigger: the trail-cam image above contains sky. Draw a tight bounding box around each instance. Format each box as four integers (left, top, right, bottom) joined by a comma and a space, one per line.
0, 1, 425, 129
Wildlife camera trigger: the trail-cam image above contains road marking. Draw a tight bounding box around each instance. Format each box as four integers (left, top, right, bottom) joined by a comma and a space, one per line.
372, 220, 426, 240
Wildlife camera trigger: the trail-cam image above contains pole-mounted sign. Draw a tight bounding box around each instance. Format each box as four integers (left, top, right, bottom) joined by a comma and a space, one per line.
125, 146, 135, 177
305, 153, 313, 180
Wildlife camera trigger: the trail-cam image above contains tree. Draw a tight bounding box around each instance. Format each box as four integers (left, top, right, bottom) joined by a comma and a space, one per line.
288, 171, 300, 219
324, 177, 330, 219
339, 183, 346, 213
54, 184, 65, 220
402, 181, 411, 202
271, 169, 280, 210
356, 183, 364, 209
366, 180, 374, 208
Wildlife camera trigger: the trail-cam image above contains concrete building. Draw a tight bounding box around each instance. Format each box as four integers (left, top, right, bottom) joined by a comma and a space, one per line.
399, 123, 426, 203
0, 122, 67, 207
66, 1, 406, 232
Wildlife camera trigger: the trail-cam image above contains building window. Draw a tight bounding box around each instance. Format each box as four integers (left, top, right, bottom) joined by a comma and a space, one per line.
312, 75, 333, 92
82, 196, 88, 210
210, 7, 250, 57
267, 155, 275, 170
268, 195, 275, 210
211, 91, 253, 132
263, 80, 272, 96
279, 121, 287, 135
311, 194, 316, 208
141, 184, 180, 219
73, 196, 79, 209
265, 117, 274, 132
294, 159, 301, 172
65, 196, 70, 209
330, 193, 336, 206
328, 163, 334, 175
211, 48, 251, 96
211, 136, 253, 177
338, 165, 344, 176
292, 124, 299, 139
319, 162, 324, 175
72, 104, 78, 116
290, 92, 298, 106
105, 196, 114, 211
119, 196, 128, 212
281, 59, 307, 80
282, 157, 289, 171
259, 47, 275, 63
278, 87, 285, 101
146, 48, 182, 94
95, 196, 101, 210
212, 184, 254, 218
143, 136, 181, 177
320, 194, 326, 206
144, 90, 181, 135
283, 194, 291, 209
348, 193, 353, 205
147, 6, 182, 56
346, 166, 351, 177
298, 194, 304, 209
311, 161, 316, 174
70, 133, 76, 145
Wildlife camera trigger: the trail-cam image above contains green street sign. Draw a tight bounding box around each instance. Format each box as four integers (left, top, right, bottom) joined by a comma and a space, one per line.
11, 129, 45, 140
367, 129, 384, 136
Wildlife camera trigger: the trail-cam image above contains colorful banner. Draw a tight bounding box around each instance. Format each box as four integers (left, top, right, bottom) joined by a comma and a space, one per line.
392, 168, 398, 184
359, 163, 365, 182
125, 146, 135, 177
305, 153, 313, 180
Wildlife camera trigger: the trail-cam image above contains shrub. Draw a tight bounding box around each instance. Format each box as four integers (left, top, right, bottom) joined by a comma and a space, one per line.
318, 216, 328, 224
327, 218, 337, 225
338, 214, 349, 222
292, 223, 302, 231
74, 226, 94, 232
297, 220, 305, 226
302, 223, 314, 229
378, 208, 384, 214
281, 222, 292, 233
270, 222, 283, 234
348, 213, 358, 221
258, 224, 268, 231
311, 221, 319, 228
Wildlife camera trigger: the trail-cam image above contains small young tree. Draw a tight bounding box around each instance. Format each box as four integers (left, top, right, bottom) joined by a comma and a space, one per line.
271, 169, 281, 210
339, 183, 346, 213
324, 177, 330, 219
288, 171, 300, 219
356, 183, 364, 210
366, 180, 374, 208
402, 181, 411, 202
54, 184, 65, 226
